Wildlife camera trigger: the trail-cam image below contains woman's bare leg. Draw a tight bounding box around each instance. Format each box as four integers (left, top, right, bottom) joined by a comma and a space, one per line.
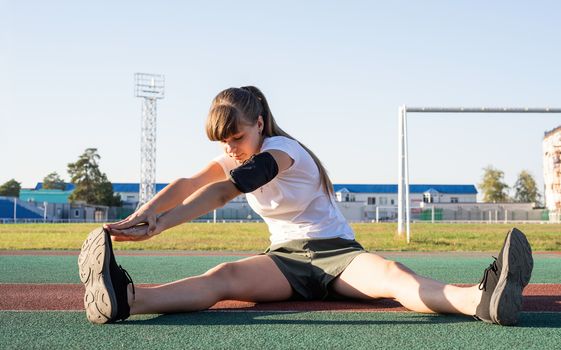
128, 255, 292, 315
331, 253, 482, 315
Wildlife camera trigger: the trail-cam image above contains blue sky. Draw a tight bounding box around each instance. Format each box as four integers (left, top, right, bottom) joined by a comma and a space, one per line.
1, 1, 560, 199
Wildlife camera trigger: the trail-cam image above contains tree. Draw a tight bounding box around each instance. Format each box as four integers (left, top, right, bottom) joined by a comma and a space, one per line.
43, 172, 66, 190
97, 174, 123, 207
67, 148, 122, 206
0, 179, 21, 197
514, 170, 541, 204
478, 165, 509, 202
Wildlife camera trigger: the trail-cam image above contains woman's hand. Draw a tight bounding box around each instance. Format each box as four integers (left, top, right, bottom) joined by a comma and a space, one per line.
104, 207, 161, 241
110, 221, 164, 242
104, 208, 158, 234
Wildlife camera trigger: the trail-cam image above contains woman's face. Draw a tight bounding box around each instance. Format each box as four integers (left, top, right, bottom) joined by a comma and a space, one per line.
220, 117, 263, 163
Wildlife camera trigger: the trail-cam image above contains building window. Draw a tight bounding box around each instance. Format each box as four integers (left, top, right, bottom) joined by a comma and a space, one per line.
423, 193, 433, 203
367, 197, 376, 205
390, 199, 395, 205
451, 197, 459, 203
379, 197, 387, 205
74, 209, 80, 217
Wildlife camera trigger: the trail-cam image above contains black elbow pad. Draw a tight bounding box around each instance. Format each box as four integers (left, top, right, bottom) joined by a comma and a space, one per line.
229, 152, 279, 193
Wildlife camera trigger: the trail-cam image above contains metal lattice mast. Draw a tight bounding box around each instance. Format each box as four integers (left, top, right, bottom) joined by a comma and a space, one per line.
134, 73, 165, 209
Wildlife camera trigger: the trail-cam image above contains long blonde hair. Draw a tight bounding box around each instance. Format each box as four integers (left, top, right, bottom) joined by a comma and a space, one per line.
206, 86, 334, 196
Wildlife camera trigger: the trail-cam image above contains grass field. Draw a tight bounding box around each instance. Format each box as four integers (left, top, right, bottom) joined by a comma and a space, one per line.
0, 222, 559, 251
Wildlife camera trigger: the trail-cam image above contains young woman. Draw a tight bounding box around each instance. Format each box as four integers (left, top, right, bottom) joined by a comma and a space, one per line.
78, 86, 533, 326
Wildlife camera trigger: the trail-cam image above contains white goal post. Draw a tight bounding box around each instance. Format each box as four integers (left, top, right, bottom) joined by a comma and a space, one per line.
397, 106, 561, 243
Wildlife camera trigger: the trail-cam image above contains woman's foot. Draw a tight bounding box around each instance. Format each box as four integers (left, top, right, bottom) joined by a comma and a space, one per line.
474, 227, 533, 326
78, 227, 135, 324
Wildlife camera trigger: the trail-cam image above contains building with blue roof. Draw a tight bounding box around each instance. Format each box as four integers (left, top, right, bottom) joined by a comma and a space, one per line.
33, 182, 477, 208
103, 183, 169, 208
34, 182, 170, 209
20, 189, 73, 204
333, 184, 477, 205
11, 181, 478, 222
332, 184, 477, 221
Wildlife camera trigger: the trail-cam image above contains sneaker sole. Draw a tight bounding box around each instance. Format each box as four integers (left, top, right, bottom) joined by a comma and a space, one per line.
78, 227, 117, 324
489, 228, 533, 325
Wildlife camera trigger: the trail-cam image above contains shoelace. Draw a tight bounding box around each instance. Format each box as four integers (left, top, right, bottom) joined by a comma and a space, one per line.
119, 265, 136, 300
478, 256, 498, 291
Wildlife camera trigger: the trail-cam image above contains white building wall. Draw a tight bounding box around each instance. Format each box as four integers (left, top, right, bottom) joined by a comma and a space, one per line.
335, 192, 476, 205
418, 202, 545, 221
116, 192, 139, 207
543, 126, 561, 222
336, 202, 366, 221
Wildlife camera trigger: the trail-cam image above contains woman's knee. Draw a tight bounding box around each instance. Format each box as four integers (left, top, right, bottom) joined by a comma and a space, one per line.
200, 257, 291, 301
206, 261, 254, 294
202, 262, 238, 296
385, 260, 416, 282
205, 262, 233, 277
206, 261, 244, 282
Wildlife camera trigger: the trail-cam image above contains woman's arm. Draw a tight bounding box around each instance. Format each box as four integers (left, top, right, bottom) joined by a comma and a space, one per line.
111, 180, 239, 241
156, 180, 241, 232
105, 161, 226, 234
155, 150, 293, 231
141, 161, 227, 214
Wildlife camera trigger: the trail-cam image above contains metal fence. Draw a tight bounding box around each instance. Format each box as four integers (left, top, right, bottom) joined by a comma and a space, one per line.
2, 207, 559, 224
413, 207, 558, 224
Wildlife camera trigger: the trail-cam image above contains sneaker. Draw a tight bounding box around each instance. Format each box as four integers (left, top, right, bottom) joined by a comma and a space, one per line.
474, 227, 533, 326
78, 227, 135, 324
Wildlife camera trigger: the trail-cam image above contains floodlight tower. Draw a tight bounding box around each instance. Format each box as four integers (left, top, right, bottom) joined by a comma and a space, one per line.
134, 73, 165, 209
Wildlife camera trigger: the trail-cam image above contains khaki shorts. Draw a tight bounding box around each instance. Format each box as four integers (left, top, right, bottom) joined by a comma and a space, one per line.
263, 237, 367, 300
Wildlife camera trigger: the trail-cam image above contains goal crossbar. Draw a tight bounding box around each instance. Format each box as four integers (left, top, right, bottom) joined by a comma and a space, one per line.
405, 107, 561, 113
397, 106, 561, 243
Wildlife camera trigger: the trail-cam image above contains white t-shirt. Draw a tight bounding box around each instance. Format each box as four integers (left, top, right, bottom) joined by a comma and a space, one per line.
213, 136, 355, 245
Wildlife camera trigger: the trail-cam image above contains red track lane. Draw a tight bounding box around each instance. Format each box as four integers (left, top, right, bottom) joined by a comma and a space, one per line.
1, 284, 559, 312
0, 250, 255, 257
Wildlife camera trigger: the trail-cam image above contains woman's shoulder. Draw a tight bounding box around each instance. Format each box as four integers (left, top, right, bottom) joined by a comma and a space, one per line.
262, 135, 299, 149
261, 136, 307, 166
